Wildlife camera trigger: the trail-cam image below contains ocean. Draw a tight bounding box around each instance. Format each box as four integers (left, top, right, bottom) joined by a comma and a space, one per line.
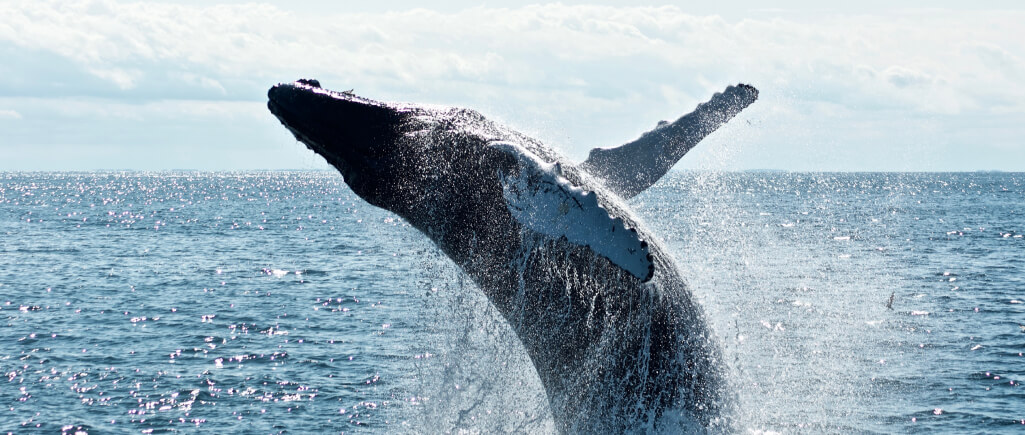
1, 171, 1022, 433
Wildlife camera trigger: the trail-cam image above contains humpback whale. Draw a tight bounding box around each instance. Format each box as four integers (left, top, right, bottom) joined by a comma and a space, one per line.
267, 79, 758, 433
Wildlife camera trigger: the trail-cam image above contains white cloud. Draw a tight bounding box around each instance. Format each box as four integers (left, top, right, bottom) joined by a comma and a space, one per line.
0, 2, 1016, 101
87, 67, 142, 90
0, 1, 1022, 169
882, 66, 932, 88
174, 72, 228, 95
0, 2, 1020, 111
0, 109, 22, 119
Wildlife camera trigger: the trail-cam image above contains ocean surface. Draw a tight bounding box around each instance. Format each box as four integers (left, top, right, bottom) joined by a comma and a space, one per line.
1, 171, 1022, 434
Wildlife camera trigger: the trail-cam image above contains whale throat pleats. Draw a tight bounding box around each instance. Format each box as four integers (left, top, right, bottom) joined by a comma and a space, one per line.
581, 83, 759, 199
491, 141, 655, 282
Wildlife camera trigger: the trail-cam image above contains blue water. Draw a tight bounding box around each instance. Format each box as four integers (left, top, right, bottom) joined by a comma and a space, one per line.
1, 171, 1022, 433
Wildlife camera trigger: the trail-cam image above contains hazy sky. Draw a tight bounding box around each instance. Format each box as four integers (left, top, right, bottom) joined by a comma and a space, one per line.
2, 0, 1023, 171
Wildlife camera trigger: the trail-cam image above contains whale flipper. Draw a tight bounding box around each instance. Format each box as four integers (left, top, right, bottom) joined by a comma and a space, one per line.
492, 141, 654, 282
581, 84, 759, 198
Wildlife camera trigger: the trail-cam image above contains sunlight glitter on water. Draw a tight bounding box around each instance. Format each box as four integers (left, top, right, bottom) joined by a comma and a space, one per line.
1, 171, 1023, 433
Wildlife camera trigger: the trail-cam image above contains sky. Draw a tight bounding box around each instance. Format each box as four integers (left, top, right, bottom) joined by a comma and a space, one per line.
1, 0, 1024, 171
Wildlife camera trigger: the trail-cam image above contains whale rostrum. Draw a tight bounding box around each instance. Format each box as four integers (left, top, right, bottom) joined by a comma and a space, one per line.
267, 80, 758, 433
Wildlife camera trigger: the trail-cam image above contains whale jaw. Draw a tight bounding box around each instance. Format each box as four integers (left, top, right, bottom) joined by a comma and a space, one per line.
267, 80, 409, 205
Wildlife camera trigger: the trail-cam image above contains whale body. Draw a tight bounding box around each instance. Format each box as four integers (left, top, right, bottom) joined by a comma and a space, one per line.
267, 79, 758, 433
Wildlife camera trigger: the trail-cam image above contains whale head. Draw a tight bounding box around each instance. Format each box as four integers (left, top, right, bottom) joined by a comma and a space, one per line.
267, 79, 518, 235
268, 79, 657, 280
267, 80, 415, 209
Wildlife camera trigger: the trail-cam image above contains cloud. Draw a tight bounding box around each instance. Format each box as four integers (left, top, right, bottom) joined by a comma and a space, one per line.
0, 1, 1023, 169
1, 2, 1021, 107
965, 42, 1025, 84
87, 67, 142, 90
174, 72, 228, 95
0, 109, 22, 119
882, 66, 933, 88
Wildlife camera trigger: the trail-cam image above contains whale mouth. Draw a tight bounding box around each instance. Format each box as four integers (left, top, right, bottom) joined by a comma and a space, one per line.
266, 91, 364, 182
267, 80, 400, 184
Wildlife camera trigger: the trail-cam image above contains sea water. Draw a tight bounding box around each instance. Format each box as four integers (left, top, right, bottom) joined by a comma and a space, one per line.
0, 171, 1022, 433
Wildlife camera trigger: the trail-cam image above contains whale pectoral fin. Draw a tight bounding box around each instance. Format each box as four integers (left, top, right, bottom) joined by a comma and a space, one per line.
581, 83, 759, 199
490, 141, 654, 282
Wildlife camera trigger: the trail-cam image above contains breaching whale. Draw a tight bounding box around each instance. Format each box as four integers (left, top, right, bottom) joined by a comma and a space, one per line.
267, 79, 758, 433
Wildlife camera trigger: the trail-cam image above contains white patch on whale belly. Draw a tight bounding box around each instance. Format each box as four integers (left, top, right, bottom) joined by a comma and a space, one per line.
490, 141, 654, 281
